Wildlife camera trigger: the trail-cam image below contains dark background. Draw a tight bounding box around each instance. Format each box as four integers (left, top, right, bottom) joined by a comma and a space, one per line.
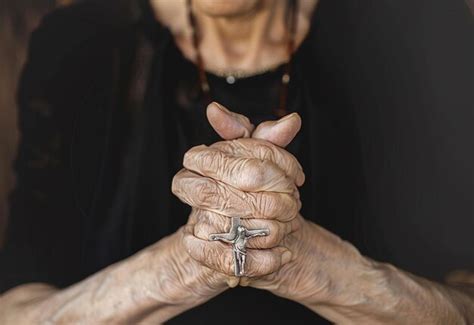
312, 0, 473, 280
0, 0, 72, 247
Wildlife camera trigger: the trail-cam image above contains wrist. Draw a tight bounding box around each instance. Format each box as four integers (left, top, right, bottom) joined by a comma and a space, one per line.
381, 265, 467, 324
297, 253, 402, 324
310, 260, 403, 323
145, 228, 228, 308
30, 230, 223, 323
285, 220, 374, 306
310, 259, 466, 324
261, 218, 367, 305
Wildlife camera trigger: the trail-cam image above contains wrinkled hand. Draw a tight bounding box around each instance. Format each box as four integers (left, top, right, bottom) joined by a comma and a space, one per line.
171, 102, 305, 286
171, 102, 303, 283
172, 103, 370, 309
173, 137, 304, 280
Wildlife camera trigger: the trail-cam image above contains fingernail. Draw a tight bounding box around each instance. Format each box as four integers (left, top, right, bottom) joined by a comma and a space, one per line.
212, 102, 230, 114
281, 250, 292, 265
277, 112, 299, 124
239, 277, 251, 287
227, 277, 239, 288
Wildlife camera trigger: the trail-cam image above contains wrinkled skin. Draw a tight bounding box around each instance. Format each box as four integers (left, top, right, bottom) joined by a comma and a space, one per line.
171, 105, 309, 291
171, 103, 364, 302
1, 102, 473, 324
171, 126, 370, 306
173, 137, 304, 277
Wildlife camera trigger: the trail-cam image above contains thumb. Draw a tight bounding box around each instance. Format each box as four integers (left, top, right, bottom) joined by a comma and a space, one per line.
206, 102, 255, 140
252, 113, 302, 148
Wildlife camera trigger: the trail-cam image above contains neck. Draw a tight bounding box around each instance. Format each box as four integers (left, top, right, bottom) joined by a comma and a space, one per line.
151, 0, 316, 73
194, 0, 287, 71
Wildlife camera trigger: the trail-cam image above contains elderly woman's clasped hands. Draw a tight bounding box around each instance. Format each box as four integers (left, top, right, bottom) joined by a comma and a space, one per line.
3, 102, 469, 324
150, 102, 469, 325
170, 103, 372, 317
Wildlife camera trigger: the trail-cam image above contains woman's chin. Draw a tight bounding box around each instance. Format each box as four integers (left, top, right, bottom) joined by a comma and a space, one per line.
193, 0, 261, 18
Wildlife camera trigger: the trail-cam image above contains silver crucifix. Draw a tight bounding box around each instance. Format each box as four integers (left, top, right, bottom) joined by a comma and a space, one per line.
209, 217, 269, 277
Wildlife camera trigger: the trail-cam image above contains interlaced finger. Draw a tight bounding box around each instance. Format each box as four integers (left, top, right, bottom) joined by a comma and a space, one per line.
172, 169, 301, 222
211, 138, 305, 186
183, 224, 291, 277
189, 209, 300, 249
183, 145, 295, 193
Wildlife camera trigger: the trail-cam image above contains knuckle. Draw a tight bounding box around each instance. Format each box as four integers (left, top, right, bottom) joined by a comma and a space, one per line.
286, 220, 295, 234
210, 138, 304, 186
261, 234, 280, 249
269, 223, 284, 246
244, 139, 302, 179
203, 244, 217, 266
214, 183, 232, 210
193, 221, 210, 240
171, 176, 181, 196
275, 194, 299, 221
194, 178, 218, 206
248, 141, 277, 161
251, 193, 298, 221
290, 218, 301, 234
285, 195, 300, 220
195, 214, 229, 239
241, 159, 270, 190
185, 146, 225, 176
182, 235, 197, 258
245, 159, 288, 192
254, 193, 278, 219
171, 171, 187, 197
197, 151, 215, 172
208, 152, 225, 173
183, 145, 204, 166
210, 141, 237, 156
249, 251, 278, 276
261, 253, 280, 275
248, 221, 280, 248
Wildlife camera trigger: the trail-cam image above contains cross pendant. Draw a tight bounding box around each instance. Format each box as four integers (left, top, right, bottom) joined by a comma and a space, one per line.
209, 217, 269, 277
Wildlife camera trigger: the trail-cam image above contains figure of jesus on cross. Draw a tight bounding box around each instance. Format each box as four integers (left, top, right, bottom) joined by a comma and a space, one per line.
209, 217, 270, 276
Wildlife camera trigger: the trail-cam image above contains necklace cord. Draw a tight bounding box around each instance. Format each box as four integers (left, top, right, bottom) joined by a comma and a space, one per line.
186, 0, 299, 116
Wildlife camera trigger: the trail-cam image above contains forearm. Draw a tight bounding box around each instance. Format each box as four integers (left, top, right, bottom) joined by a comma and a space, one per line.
294, 223, 473, 324
307, 262, 471, 324
0, 230, 223, 323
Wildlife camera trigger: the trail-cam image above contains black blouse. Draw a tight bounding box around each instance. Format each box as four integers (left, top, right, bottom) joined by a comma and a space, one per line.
1, 0, 473, 324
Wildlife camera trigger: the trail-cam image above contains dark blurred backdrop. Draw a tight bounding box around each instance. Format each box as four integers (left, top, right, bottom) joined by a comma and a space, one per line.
0, 0, 75, 246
